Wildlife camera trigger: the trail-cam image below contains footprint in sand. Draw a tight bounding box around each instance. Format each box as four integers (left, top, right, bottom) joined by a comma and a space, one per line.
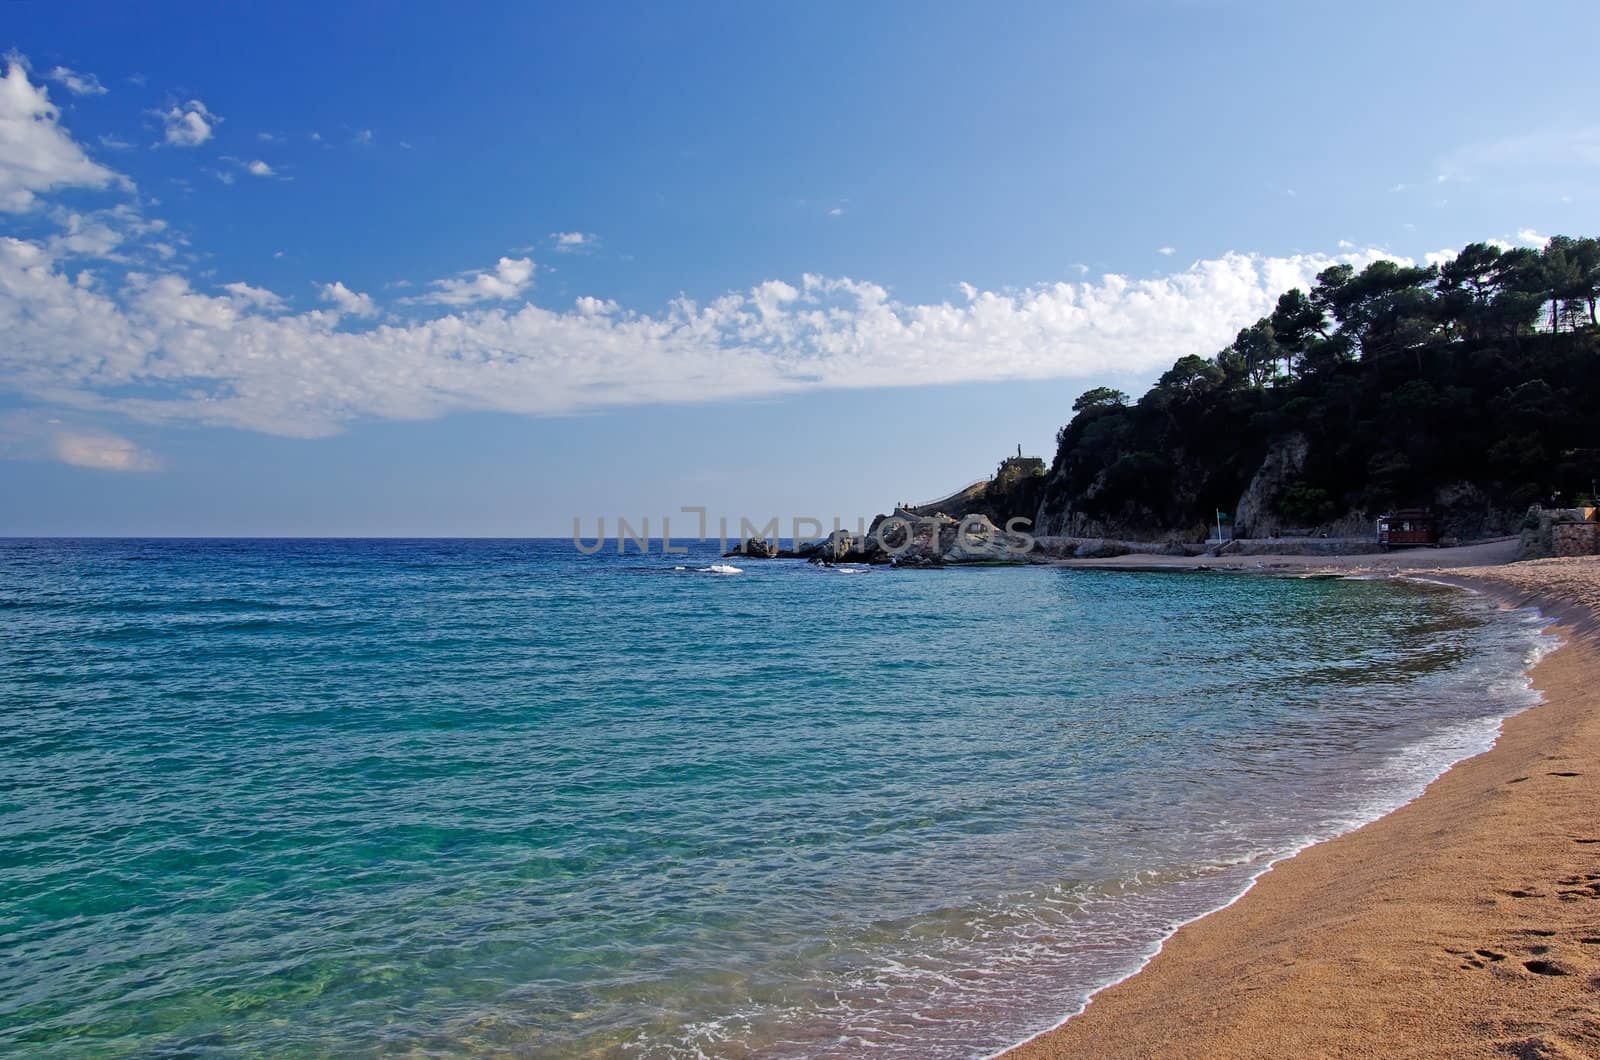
1522, 959, 1570, 976
1553, 875, 1600, 900
1449, 945, 1512, 970
1452, 940, 1582, 977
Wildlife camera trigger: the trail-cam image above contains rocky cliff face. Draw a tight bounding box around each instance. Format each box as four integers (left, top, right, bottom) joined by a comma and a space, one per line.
1232, 434, 1309, 538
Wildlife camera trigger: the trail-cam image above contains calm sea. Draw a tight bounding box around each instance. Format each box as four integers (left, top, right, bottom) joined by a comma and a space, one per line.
0, 539, 1552, 1057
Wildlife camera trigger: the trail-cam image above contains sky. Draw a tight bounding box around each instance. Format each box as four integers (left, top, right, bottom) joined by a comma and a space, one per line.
2, 0, 1597, 536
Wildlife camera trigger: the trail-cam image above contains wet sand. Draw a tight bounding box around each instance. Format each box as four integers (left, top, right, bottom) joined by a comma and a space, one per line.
1003, 556, 1600, 1060
1051, 536, 1522, 575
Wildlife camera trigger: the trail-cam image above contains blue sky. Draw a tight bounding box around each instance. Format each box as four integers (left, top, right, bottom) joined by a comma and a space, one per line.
2, 0, 1597, 535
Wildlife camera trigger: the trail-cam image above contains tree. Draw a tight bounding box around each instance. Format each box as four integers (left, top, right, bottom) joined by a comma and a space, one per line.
1543, 235, 1600, 330
1543, 236, 1582, 331
1321, 260, 1439, 362
1437, 242, 1504, 340
1033, 231, 1600, 543
1573, 237, 1600, 326
1490, 247, 1548, 338
1072, 386, 1130, 413
1269, 288, 1327, 377
1228, 318, 1282, 387
1149, 355, 1225, 403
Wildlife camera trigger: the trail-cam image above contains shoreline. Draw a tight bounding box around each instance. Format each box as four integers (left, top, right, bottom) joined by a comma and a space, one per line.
998, 558, 1600, 1059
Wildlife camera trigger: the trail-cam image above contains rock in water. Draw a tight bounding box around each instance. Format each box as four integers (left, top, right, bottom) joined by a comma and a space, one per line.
724, 536, 781, 558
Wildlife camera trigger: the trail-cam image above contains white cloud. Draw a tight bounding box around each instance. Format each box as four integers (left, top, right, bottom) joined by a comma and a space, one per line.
245, 159, 273, 177
0, 228, 1400, 440
155, 98, 218, 146
1515, 228, 1549, 247
0, 61, 122, 211
0, 88, 1427, 445
575, 295, 619, 316
46, 205, 166, 261
221, 281, 283, 310
417, 255, 535, 305
551, 231, 594, 252
1156, 246, 1175, 256
55, 430, 159, 471
353, 129, 373, 145
99, 133, 133, 150
2, 409, 161, 471
828, 207, 844, 217
256, 132, 281, 143
46, 66, 107, 97
319, 280, 377, 318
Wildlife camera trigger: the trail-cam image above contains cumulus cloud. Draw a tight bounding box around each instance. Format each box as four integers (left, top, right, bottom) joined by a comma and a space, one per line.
575, 295, 619, 316
0, 227, 1400, 439
245, 159, 273, 177
1156, 246, 1175, 256
0, 61, 122, 211
46, 205, 167, 261
319, 280, 376, 317
46, 66, 107, 97
0, 81, 1420, 449
155, 98, 219, 146
417, 255, 535, 305
551, 231, 595, 252
221, 281, 284, 310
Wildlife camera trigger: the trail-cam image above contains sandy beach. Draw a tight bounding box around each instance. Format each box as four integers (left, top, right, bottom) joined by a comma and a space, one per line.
1005, 555, 1600, 1059
1049, 536, 1525, 575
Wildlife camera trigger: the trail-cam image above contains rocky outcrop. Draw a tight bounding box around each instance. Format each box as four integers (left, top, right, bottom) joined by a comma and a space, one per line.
724, 536, 782, 558
1233, 434, 1309, 538
800, 529, 857, 561
910, 456, 1047, 529
838, 510, 1033, 566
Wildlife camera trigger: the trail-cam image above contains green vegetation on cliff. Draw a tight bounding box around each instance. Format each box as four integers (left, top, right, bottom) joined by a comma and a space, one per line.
1035, 236, 1600, 540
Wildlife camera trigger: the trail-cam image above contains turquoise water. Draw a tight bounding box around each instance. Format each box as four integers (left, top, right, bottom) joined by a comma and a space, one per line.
0, 540, 1551, 1057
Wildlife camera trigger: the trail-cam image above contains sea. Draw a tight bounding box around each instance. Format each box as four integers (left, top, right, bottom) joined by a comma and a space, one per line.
0, 538, 1555, 1057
